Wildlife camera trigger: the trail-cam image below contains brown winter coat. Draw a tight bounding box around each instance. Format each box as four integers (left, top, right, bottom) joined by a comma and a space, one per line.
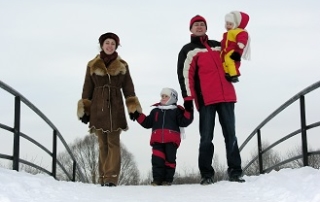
77, 54, 142, 133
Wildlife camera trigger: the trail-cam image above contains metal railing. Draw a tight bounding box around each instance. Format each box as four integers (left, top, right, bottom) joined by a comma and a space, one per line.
239, 80, 320, 174
0, 80, 88, 182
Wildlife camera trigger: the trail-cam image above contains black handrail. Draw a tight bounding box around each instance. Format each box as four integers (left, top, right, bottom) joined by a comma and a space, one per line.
239, 80, 320, 174
0, 80, 88, 183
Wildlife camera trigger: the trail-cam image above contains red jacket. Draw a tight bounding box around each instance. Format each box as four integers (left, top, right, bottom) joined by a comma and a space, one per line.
136, 104, 193, 147
177, 35, 237, 110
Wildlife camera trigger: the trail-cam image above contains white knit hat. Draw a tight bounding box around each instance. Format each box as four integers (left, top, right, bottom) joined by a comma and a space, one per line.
225, 13, 236, 29
225, 12, 242, 29
160, 88, 178, 105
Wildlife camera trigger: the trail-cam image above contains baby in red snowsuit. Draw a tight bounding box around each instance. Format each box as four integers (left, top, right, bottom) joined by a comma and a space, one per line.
221, 11, 251, 83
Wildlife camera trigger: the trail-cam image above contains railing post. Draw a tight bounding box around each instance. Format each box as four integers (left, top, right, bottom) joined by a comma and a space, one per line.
257, 129, 264, 174
73, 161, 77, 182
12, 96, 21, 171
52, 130, 57, 179
299, 95, 308, 166
1, 80, 88, 183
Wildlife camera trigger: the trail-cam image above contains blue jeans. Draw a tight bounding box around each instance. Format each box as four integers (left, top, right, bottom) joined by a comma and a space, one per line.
198, 102, 242, 178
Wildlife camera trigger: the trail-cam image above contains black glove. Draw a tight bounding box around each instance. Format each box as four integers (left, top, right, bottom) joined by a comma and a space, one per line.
183, 100, 193, 112
230, 51, 241, 61
129, 111, 140, 121
80, 114, 90, 124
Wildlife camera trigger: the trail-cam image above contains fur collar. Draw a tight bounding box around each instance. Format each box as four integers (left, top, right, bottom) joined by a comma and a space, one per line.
87, 54, 127, 76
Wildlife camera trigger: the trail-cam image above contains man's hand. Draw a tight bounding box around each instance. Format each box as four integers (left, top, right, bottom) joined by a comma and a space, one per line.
230, 52, 241, 61
183, 100, 193, 112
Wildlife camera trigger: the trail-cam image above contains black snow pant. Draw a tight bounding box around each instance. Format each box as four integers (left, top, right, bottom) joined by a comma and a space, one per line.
152, 142, 178, 183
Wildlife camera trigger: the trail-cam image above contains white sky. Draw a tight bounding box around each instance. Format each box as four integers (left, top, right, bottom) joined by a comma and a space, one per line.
1, 0, 320, 175
0, 166, 320, 202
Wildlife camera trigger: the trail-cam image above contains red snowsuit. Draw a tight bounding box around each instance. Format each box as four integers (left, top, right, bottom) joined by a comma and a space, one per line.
221, 12, 250, 78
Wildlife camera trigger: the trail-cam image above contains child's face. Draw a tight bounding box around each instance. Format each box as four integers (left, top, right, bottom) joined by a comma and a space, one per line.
225, 22, 234, 30
160, 94, 170, 105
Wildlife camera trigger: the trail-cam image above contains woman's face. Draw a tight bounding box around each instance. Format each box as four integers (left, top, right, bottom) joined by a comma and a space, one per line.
102, 38, 116, 55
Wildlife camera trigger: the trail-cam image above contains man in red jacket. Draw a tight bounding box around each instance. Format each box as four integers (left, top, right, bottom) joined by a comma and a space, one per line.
177, 15, 245, 184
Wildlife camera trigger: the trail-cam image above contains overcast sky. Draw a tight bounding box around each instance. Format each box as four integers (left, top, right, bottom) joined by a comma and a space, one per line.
1, 0, 320, 176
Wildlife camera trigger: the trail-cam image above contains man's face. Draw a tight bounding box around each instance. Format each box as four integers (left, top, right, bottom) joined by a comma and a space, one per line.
190, 21, 207, 36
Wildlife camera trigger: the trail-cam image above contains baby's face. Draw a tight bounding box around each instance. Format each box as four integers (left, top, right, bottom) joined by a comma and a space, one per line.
225, 21, 234, 30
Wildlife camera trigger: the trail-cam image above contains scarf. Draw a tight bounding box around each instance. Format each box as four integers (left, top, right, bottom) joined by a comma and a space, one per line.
199, 34, 209, 46
157, 105, 177, 110
100, 51, 118, 68
241, 33, 251, 60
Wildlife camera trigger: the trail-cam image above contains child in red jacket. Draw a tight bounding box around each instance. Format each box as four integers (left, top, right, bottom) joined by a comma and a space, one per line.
130, 88, 193, 185
221, 11, 251, 83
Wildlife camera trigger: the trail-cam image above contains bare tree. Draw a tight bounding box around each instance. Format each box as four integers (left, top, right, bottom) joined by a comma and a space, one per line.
118, 144, 140, 185
55, 135, 98, 183
285, 146, 320, 169
244, 142, 282, 176
173, 155, 227, 184
139, 170, 153, 185
308, 151, 320, 169
212, 155, 228, 182
56, 134, 140, 185
4, 156, 48, 175
174, 171, 200, 184
19, 156, 48, 175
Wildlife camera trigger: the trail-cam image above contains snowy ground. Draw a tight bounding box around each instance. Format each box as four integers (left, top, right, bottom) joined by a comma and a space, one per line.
0, 167, 319, 202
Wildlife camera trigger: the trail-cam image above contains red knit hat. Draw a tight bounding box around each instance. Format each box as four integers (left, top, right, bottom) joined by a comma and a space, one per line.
98, 32, 120, 48
190, 15, 207, 30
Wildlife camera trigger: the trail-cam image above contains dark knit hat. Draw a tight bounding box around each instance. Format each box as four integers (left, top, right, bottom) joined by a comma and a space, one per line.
190, 15, 207, 30
98, 32, 120, 48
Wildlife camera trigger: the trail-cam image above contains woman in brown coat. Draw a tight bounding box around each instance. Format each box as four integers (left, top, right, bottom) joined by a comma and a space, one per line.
77, 32, 142, 187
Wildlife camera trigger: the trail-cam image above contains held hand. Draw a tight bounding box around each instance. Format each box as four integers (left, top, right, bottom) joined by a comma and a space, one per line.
230, 51, 241, 61
80, 114, 90, 124
129, 111, 140, 121
183, 100, 193, 112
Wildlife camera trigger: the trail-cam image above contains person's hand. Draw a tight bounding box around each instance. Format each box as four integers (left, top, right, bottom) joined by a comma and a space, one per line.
129, 111, 140, 121
80, 114, 90, 124
230, 51, 241, 61
183, 100, 193, 112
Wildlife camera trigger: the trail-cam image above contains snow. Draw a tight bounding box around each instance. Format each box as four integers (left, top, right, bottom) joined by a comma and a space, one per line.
0, 167, 320, 202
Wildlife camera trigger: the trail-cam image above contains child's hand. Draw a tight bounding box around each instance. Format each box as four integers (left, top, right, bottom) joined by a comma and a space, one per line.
237, 42, 245, 49
129, 111, 140, 121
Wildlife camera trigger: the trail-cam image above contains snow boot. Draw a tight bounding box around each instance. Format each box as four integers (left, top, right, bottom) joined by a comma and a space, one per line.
229, 176, 245, 183
200, 177, 214, 185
